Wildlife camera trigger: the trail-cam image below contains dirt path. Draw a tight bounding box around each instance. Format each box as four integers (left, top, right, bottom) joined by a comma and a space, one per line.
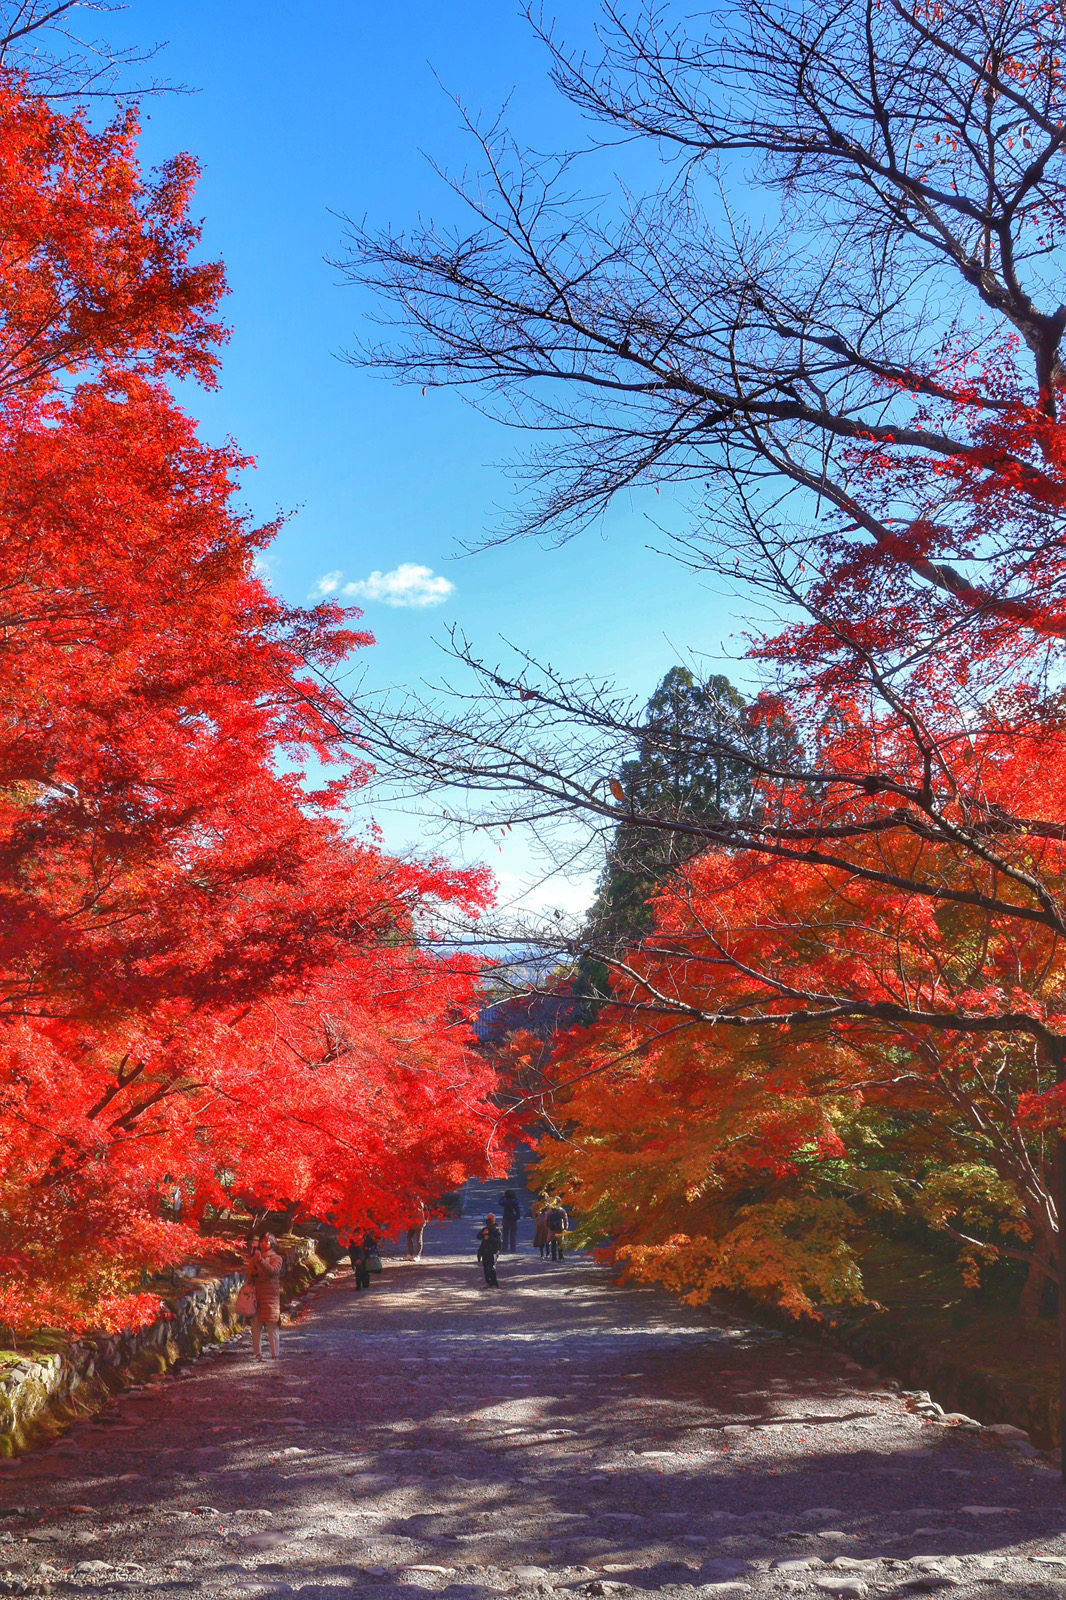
3, 1172, 1065, 1599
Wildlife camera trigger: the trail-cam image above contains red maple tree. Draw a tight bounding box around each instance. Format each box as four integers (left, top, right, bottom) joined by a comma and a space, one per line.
0, 77, 501, 1337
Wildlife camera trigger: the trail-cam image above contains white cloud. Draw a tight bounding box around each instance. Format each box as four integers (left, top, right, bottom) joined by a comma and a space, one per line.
308, 570, 343, 599
342, 562, 455, 609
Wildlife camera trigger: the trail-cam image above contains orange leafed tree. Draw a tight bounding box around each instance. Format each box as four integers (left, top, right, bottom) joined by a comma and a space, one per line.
0, 76, 501, 1337
0, 79, 226, 398
538, 813, 1066, 1316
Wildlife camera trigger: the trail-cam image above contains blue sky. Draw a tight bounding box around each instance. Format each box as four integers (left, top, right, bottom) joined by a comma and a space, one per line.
101, 1, 747, 912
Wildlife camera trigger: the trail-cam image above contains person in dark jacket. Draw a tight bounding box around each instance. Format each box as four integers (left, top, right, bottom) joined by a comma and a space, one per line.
500, 1190, 521, 1252
477, 1214, 503, 1287
353, 1231, 377, 1290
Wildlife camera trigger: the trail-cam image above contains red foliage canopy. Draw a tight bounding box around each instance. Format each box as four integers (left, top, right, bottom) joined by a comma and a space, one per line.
0, 76, 501, 1336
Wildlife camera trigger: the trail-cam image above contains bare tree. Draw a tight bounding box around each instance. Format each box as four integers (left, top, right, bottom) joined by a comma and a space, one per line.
0, 2, 172, 101
336, 0, 1066, 1059
345, 0, 1066, 615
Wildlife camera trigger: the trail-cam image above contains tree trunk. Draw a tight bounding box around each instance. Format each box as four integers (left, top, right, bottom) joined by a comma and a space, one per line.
1049, 1132, 1056, 1478
1020, 1248, 1054, 1320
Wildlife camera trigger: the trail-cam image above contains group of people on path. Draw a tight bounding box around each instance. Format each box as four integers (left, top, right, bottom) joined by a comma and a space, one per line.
476, 1191, 569, 1287
533, 1193, 570, 1261
239, 1187, 570, 1356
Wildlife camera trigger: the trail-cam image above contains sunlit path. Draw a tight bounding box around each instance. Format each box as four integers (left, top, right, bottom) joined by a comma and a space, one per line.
3, 1172, 1065, 1598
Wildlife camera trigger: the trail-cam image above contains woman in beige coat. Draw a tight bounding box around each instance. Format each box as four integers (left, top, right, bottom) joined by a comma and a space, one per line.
246, 1233, 283, 1361
533, 1199, 551, 1259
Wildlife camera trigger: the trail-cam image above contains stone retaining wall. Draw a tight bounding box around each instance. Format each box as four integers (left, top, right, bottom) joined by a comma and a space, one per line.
709, 1288, 1061, 1449
832, 1314, 1059, 1449
0, 1237, 333, 1457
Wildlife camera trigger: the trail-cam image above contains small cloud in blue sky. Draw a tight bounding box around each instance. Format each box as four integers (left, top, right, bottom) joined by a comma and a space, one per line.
307, 569, 343, 599
309, 563, 455, 608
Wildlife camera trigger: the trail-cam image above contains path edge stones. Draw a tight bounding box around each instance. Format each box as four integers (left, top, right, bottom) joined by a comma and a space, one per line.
0, 1237, 338, 1458
709, 1288, 1062, 1454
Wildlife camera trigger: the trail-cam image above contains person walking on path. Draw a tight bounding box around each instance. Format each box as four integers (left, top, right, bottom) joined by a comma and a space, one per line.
353, 1231, 377, 1290
246, 1233, 283, 1360
547, 1200, 569, 1262
477, 1213, 503, 1287
500, 1190, 521, 1253
533, 1197, 551, 1259
406, 1201, 427, 1260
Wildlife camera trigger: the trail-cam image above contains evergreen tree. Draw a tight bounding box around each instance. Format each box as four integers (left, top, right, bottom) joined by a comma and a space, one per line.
576, 669, 797, 1008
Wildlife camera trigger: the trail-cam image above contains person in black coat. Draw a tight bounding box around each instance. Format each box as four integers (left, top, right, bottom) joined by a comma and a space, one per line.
353, 1231, 377, 1290
547, 1204, 569, 1262
500, 1190, 521, 1253
477, 1215, 503, 1287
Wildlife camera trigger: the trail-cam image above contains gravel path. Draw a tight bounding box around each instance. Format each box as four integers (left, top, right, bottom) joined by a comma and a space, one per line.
3, 1172, 1065, 1599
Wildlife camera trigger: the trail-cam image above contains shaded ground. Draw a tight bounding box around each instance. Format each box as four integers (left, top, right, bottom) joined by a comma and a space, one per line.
854, 1236, 1058, 1396
2, 1173, 1065, 1599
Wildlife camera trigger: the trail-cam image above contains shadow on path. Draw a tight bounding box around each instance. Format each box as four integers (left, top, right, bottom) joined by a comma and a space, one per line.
2, 1171, 1064, 1598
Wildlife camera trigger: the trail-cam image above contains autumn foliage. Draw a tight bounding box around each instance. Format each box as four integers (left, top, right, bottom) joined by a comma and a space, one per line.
0, 79, 500, 1336
537, 465, 1066, 1310
534, 329, 1066, 1310
538, 817, 1062, 1313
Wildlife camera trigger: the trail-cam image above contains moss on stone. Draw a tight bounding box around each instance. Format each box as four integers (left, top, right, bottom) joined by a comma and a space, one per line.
0, 1239, 323, 1458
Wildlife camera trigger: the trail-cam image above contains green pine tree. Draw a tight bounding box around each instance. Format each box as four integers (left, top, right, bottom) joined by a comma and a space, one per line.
575, 668, 798, 1014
